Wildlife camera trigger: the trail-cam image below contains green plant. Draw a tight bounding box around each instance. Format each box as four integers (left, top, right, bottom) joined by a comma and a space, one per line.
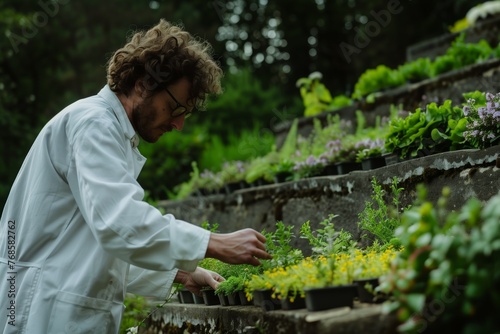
262, 221, 304, 270
124, 285, 182, 334
358, 177, 404, 246
271, 159, 295, 181
300, 214, 355, 256
331, 94, 353, 110
431, 34, 493, 77
197, 125, 274, 172
431, 54, 456, 77
296, 71, 351, 116
379, 186, 500, 333
354, 138, 386, 162
384, 99, 468, 159
215, 275, 246, 296
398, 58, 432, 83
351, 246, 398, 280
172, 161, 201, 199
244, 154, 278, 184
351, 65, 406, 100
218, 161, 247, 185
121, 294, 148, 334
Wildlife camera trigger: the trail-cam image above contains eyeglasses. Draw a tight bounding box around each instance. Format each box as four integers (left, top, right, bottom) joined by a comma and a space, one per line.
165, 87, 192, 118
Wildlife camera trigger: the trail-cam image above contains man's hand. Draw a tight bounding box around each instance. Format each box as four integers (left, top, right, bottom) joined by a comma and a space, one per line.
175, 267, 225, 295
205, 228, 272, 266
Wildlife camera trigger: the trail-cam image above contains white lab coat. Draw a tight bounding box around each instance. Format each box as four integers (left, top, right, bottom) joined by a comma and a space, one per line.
0, 85, 210, 333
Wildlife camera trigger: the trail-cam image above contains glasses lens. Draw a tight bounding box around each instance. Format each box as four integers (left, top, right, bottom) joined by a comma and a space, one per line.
171, 107, 187, 117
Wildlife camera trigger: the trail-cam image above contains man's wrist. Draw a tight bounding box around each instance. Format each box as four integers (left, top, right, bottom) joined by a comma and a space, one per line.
174, 269, 189, 285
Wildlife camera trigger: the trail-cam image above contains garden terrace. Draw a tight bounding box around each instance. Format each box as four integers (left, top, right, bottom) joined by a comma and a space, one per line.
274, 58, 500, 148
158, 145, 500, 252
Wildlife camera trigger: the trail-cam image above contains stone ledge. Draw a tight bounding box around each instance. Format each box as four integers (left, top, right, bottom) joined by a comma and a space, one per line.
158, 146, 500, 251
142, 301, 398, 334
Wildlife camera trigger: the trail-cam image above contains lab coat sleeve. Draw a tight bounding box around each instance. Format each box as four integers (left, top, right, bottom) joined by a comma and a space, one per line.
126, 265, 178, 299
66, 114, 210, 272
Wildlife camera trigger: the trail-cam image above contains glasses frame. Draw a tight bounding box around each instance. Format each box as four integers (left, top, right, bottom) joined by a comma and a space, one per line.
165, 87, 192, 118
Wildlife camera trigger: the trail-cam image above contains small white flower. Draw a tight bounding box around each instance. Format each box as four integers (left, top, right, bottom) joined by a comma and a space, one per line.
308, 71, 323, 80
126, 327, 139, 334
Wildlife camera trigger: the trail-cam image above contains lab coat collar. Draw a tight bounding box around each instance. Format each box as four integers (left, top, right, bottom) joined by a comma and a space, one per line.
98, 85, 140, 149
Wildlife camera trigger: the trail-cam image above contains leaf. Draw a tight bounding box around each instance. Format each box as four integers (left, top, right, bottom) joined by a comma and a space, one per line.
405, 293, 426, 312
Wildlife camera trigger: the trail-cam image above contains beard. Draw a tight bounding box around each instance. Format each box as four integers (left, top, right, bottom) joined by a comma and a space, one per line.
131, 98, 170, 143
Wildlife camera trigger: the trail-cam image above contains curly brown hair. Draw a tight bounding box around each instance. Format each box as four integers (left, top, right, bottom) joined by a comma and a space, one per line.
106, 19, 223, 110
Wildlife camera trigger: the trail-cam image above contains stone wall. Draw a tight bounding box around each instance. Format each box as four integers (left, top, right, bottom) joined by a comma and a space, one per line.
158, 146, 500, 253
141, 302, 398, 334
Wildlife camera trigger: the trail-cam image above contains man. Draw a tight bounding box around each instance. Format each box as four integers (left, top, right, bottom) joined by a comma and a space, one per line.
0, 19, 271, 333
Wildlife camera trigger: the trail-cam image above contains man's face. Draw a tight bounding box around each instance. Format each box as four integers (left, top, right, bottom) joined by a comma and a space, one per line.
132, 77, 192, 143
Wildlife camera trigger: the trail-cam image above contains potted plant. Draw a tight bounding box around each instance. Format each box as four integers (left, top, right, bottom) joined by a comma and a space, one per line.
245, 221, 304, 311
292, 154, 328, 180
216, 276, 243, 306
351, 246, 398, 303
462, 91, 500, 149
219, 160, 247, 194
196, 169, 223, 195
303, 255, 357, 312
354, 138, 386, 170
271, 159, 295, 183
215, 265, 259, 306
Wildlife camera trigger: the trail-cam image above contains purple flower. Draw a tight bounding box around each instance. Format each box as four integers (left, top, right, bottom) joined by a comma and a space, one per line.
463, 106, 470, 116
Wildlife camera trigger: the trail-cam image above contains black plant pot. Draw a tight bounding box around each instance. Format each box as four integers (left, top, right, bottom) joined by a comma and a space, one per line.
238, 290, 251, 306
224, 181, 243, 194
227, 292, 241, 306
336, 161, 362, 175
383, 153, 401, 166
304, 284, 357, 312
202, 289, 220, 306
193, 293, 205, 304
253, 289, 281, 311
281, 295, 306, 310
178, 289, 194, 304
321, 163, 338, 176
218, 293, 230, 306
274, 171, 293, 183
354, 278, 380, 303
196, 188, 212, 197
361, 156, 386, 171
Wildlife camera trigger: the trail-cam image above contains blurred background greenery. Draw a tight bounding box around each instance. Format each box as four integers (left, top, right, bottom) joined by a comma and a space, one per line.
0, 0, 483, 205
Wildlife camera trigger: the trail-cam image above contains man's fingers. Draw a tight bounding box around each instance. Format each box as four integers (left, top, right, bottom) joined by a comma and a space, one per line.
253, 248, 272, 260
